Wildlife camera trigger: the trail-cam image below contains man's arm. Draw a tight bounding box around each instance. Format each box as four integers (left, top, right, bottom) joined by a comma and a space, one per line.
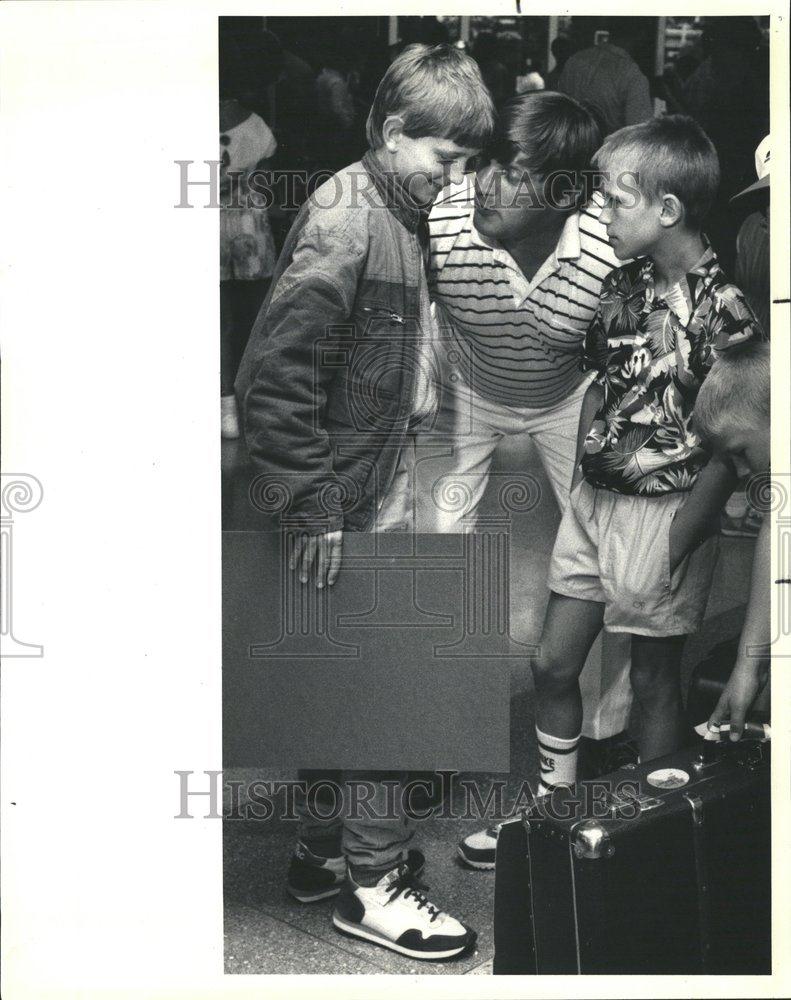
571, 379, 604, 490
570, 287, 611, 489
708, 515, 771, 739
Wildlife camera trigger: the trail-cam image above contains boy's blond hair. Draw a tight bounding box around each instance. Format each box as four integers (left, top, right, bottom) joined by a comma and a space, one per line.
594, 115, 720, 229
694, 341, 770, 441
366, 43, 495, 150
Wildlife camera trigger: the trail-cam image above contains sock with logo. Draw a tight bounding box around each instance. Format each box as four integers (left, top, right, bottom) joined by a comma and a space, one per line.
536, 727, 581, 796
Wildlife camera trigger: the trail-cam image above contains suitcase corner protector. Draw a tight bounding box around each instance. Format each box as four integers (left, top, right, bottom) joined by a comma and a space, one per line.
571, 818, 614, 860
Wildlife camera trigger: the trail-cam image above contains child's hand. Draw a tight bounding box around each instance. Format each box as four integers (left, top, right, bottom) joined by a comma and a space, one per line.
288, 529, 343, 589
708, 660, 769, 741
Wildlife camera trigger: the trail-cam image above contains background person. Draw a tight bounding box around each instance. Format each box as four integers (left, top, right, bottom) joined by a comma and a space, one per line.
558, 19, 654, 135
219, 32, 281, 439
544, 35, 573, 91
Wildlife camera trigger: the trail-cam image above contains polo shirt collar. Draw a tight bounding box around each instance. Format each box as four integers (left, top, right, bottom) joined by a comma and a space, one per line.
469, 210, 583, 304
555, 211, 582, 262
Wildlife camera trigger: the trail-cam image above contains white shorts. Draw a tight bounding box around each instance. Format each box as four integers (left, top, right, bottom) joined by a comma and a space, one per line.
548, 480, 719, 637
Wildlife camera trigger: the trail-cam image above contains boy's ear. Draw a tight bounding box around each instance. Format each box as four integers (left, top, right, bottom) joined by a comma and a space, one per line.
659, 192, 685, 228
381, 115, 405, 153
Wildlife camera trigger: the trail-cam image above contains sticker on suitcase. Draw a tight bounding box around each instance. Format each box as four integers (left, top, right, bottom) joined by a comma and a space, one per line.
646, 767, 690, 789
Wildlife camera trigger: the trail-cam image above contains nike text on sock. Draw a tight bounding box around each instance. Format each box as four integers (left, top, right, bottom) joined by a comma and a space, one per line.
536, 726, 581, 791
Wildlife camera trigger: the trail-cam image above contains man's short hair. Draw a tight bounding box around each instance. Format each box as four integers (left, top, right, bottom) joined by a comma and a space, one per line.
366, 44, 495, 150
594, 115, 720, 229
487, 90, 602, 181
694, 341, 770, 443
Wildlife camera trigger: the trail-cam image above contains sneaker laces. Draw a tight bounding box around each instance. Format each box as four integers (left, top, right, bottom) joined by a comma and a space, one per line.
385, 863, 441, 922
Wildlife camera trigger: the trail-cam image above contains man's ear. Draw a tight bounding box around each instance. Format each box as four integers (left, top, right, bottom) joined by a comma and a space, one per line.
381, 115, 405, 153
659, 192, 684, 228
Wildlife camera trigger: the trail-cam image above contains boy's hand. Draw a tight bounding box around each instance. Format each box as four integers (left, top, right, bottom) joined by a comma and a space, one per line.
708, 661, 769, 741
289, 530, 343, 589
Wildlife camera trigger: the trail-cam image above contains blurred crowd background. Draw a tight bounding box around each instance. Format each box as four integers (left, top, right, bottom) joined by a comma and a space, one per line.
220, 14, 768, 260
218, 15, 770, 438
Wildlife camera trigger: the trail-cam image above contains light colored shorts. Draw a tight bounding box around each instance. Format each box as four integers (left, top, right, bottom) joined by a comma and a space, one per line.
548, 480, 719, 637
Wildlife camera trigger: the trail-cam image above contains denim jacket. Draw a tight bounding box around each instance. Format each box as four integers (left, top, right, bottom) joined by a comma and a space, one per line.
236, 151, 429, 533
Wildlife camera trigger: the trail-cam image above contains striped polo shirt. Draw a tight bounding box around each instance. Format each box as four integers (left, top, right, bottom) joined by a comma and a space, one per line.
428, 177, 620, 409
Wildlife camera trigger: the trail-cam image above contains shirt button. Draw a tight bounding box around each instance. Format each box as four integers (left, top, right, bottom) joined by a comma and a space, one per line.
633, 600, 645, 609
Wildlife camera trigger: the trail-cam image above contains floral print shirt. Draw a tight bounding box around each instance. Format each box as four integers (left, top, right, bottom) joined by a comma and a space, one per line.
581, 246, 764, 496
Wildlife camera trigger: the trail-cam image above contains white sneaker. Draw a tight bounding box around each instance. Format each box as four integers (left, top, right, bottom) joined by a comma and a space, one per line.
332, 862, 476, 960
457, 824, 501, 870
221, 395, 240, 439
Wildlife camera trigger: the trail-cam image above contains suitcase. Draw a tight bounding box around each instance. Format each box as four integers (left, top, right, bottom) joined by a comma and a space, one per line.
493, 738, 771, 975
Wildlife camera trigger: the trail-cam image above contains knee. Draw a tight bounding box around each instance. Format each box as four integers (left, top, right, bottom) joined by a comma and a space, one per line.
630, 661, 679, 706
532, 651, 578, 696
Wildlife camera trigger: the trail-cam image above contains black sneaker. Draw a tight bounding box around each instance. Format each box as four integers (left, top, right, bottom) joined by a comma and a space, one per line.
332, 862, 476, 960
287, 841, 425, 903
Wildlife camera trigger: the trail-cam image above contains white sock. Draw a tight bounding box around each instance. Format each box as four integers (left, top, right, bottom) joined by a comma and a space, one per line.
536, 727, 581, 795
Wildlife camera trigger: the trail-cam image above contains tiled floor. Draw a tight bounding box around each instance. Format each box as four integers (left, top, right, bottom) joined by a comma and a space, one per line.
222, 431, 755, 975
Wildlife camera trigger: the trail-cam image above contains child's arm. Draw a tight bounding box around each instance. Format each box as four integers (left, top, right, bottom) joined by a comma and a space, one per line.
243, 221, 366, 538
668, 454, 739, 572
708, 515, 770, 739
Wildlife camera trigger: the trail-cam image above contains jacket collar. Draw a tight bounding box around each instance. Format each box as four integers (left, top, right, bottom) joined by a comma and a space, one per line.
362, 150, 426, 234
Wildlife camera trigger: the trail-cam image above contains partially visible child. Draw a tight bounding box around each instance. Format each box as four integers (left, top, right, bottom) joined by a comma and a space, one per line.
531, 115, 766, 794
720, 136, 771, 537
694, 341, 771, 740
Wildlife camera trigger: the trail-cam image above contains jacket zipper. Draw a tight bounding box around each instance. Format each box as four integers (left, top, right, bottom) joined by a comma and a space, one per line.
360, 305, 405, 325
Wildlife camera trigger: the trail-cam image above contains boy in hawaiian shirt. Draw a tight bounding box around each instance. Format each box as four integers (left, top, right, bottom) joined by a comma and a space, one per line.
530, 115, 765, 792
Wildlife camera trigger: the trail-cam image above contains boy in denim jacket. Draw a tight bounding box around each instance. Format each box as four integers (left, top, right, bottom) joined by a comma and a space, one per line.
236, 44, 494, 960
